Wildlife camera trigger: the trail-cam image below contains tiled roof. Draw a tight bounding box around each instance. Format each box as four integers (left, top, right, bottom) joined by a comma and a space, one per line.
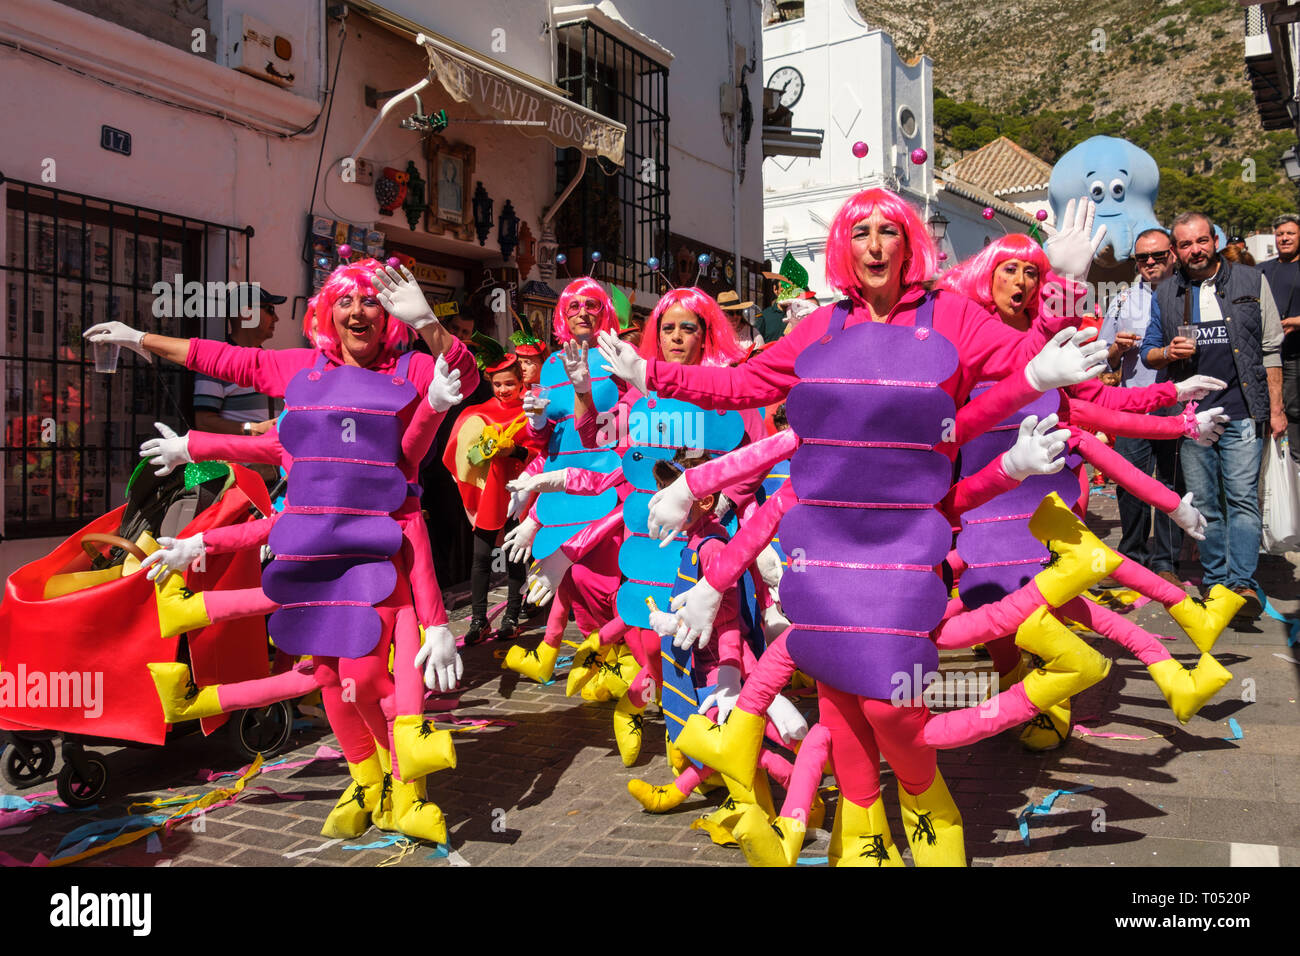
945, 136, 1054, 197
936, 173, 1037, 226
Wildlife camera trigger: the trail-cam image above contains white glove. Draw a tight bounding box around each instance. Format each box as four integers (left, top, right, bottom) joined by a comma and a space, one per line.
83, 321, 151, 362
139, 422, 192, 477
1170, 491, 1207, 541
1000, 413, 1070, 480
762, 602, 790, 642
596, 329, 648, 394
1175, 375, 1227, 403
1193, 406, 1229, 446
1024, 326, 1109, 392
502, 516, 540, 564
427, 354, 463, 413
765, 695, 809, 746
506, 484, 532, 522
371, 265, 437, 330
697, 664, 742, 725
647, 473, 697, 546
507, 469, 568, 497
525, 550, 572, 605
561, 339, 591, 393
413, 625, 463, 692
522, 391, 551, 430
669, 578, 723, 650
1042, 196, 1107, 281
140, 533, 205, 584
755, 545, 784, 591
648, 608, 681, 637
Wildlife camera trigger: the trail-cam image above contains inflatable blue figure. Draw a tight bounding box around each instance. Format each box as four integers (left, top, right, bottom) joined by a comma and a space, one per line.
1048, 136, 1162, 262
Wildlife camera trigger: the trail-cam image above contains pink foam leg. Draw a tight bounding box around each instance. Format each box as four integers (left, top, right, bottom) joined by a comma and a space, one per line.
779, 723, 831, 820
1056, 598, 1171, 666
922, 682, 1038, 749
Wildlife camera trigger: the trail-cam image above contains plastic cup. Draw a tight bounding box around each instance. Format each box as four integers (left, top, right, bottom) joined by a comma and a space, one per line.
1176, 324, 1196, 350
93, 341, 120, 374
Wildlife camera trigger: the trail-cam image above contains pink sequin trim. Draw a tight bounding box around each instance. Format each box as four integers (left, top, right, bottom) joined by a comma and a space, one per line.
795, 498, 934, 510
799, 377, 937, 388
794, 623, 932, 639
293, 455, 395, 466
965, 558, 1044, 569
963, 512, 1034, 525
285, 404, 399, 416
284, 505, 388, 516
803, 437, 932, 450
799, 558, 931, 571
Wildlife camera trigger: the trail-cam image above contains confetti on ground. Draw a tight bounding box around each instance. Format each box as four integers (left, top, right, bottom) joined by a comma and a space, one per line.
1017, 785, 1096, 845
1223, 718, 1243, 741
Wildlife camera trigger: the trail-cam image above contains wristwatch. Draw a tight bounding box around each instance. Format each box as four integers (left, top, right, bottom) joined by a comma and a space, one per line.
242, 422, 253, 435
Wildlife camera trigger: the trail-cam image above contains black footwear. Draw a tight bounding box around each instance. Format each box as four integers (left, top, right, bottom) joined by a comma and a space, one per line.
496, 615, 522, 643
463, 617, 492, 646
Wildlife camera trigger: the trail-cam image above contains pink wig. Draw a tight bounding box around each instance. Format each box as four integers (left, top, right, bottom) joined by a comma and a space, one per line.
637, 287, 744, 367
937, 234, 1061, 325
552, 277, 619, 343
301, 258, 413, 365
824, 188, 939, 303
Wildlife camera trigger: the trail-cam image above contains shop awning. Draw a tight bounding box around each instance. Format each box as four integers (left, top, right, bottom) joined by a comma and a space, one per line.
343, 0, 625, 166
416, 33, 625, 166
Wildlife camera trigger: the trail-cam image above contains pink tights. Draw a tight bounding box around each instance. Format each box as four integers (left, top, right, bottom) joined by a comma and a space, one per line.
819, 684, 934, 805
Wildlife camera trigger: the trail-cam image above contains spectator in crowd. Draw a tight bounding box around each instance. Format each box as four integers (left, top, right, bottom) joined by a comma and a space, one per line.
1141, 212, 1285, 619
1222, 244, 1257, 267
193, 283, 285, 485
1261, 213, 1300, 461
1099, 227, 1183, 587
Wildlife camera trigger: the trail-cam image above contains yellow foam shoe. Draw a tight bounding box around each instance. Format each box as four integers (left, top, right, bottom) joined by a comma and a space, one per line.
1168, 587, 1246, 654
627, 778, 688, 813
1027, 492, 1122, 607
675, 708, 766, 789
830, 794, 903, 867
898, 771, 966, 867
146, 662, 222, 723
601, 645, 637, 699
1016, 607, 1112, 711
155, 575, 212, 639
734, 804, 803, 868
390, 774, 448, 845
320, 753, 383, 839
613, 696, 646, 766
1020, 700, 1072, 751
1148, 653, 1233, 723
391, 714, 457, 782
503, 641, 559, 683
371, 746, 395, 832
690, 769, 776, 847
564, 632, 603, 697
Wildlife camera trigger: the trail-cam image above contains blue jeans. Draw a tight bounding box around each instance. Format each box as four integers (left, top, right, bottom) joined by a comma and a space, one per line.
1114, 434, 1183, 573
1180, 420, 1264, 591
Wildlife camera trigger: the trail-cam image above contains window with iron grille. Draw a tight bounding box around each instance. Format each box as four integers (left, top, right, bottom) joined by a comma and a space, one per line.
554, 20, 668, 297
1, 177, 252, 540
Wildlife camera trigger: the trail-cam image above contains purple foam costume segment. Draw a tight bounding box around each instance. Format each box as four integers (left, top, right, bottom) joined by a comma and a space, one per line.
269, 605, 384, 659
278, 408, 403, 466
284, 460, 408, 515
262, 556, 398, 608
789, 445, 954, 506
778, 505, 953, 569
780, 562, 949, 632
786, 627, 939, 701
268, 512, 403, 559
782, 296, 957, 696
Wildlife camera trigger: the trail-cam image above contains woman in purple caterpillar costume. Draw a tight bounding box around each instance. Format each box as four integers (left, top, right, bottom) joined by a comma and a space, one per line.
595, 186, 1115, 865
86, 259, 477, 844
926, 232, 1240, 752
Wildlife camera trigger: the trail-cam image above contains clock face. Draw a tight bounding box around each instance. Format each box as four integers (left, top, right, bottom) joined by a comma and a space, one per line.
768, 66, 804, 108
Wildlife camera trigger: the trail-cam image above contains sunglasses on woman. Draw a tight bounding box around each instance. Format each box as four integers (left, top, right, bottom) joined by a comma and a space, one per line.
564, 298, 603, 316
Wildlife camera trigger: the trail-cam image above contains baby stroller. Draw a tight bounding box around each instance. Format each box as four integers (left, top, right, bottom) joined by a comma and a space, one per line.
0, 461, 294, 807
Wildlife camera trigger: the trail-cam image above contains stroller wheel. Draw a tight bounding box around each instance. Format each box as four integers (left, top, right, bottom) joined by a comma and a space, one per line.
2, 739, 57, 788
228, 702, 294, 761
56, 753, 109, 809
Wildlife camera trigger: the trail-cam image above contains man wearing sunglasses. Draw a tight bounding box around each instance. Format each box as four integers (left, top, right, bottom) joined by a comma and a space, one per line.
1261, 213, 1300, 460
1141, 212, 1285, 620
1099, 228, 1184, 587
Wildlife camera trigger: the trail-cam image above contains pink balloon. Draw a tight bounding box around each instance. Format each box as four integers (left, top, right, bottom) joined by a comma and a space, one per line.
981, 207, 995, 221
852, 141, 869, 158
910, 148, 928, 165
337, 244, 351, 259
938, 252, 948, 261
387, 257, 401, 268
1036, 209, 1048, 222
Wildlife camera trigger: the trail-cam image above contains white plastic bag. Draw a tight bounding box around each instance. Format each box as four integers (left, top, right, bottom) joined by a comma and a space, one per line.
1262, 437, 1300, 553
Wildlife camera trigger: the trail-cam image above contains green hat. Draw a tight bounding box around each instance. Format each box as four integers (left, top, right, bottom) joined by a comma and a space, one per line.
606, 283, 634, 329
509, 327, 547, 357
469, 331, 506, 373
762, 253, 810, 302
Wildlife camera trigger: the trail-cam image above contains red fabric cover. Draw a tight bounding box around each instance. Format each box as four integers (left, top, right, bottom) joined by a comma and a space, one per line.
442, 397, 531, 531
0, 466, 271, 744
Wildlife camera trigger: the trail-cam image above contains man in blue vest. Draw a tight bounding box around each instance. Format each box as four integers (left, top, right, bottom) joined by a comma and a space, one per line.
1140, 212, 1285, 620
